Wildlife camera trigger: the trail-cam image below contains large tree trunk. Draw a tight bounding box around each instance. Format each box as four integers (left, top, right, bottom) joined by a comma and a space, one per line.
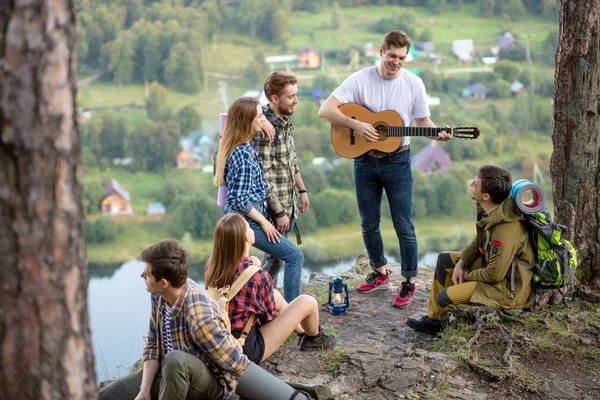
551, 0, 600, 289
0, 1, 98, 399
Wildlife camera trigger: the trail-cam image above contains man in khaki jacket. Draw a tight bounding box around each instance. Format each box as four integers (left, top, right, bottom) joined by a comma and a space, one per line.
407, 165, 536, 334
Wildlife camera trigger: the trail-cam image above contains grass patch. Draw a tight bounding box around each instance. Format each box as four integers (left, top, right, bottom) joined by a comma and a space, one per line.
317, 345, 349, 373
420, 300, 600, 390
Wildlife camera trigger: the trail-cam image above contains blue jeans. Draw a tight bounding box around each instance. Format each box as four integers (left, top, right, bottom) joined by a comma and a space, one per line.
223, 203, 303, 302
354, 150, 418, 278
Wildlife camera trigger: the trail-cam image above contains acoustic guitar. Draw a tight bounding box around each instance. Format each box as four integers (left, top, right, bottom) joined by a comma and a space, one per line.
330, 103, 480, 159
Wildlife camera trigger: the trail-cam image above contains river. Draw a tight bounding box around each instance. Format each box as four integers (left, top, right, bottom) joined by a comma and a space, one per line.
88, 252, 437, 381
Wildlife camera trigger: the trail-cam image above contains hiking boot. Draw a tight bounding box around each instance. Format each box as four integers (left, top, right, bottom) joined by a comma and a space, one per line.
357, 270, 390, 293
391, 282, 415, 308
300, 328, 336, 351
406, 315, 446, 335
296, 332, 305, 347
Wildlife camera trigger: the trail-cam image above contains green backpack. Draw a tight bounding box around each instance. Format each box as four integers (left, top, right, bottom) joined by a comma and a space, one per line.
514, 211, 577, 295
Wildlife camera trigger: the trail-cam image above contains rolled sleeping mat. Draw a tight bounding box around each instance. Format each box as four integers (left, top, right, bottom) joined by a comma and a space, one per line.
236, 362, 309, 400
510, 179, 547, 215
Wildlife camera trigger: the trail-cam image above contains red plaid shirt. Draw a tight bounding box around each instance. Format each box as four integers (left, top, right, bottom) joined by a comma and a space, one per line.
228, 257, 279, 330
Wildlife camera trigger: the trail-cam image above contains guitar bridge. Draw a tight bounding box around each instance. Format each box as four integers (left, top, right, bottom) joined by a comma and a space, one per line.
350, 116, 356, 145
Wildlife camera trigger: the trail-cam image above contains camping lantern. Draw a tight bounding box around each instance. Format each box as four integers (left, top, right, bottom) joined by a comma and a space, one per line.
328, 277, 349, 316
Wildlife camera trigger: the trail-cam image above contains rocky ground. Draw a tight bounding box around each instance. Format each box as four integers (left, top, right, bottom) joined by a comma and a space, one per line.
249, 252, 600, 400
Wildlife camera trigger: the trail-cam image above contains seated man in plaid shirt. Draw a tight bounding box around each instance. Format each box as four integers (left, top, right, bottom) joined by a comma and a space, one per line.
99, 240, 309, 400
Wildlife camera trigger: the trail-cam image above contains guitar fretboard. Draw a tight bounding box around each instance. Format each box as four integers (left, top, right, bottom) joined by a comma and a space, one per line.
385, 126, 447, 137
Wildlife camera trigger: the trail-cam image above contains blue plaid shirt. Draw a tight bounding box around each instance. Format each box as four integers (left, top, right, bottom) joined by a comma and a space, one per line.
224, 142, 266, 214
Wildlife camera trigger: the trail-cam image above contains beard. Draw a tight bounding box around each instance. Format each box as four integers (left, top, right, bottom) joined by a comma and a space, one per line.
277, 103, 294, 116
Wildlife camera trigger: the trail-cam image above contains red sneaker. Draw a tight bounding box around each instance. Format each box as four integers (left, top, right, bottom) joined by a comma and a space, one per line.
357, 270, 390, 293
392, 282, 415, 308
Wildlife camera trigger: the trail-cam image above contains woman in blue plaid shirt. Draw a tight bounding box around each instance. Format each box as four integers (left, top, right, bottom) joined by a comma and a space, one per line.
214, 97, 303, 303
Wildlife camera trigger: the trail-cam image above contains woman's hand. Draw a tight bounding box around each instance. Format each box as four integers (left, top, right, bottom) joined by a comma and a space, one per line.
248, 255, 262, 267
260, 220, 282, 243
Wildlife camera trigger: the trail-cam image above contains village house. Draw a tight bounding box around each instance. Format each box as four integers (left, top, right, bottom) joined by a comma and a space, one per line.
101, 179, 133, 216
490, 32, 521, 56
452, 39, 474, 64
296, 47, 321, 70
461, 82, 490, 100
363, 42, 379, 57
147, 202, 166, 216
411, 142, 452, 173
177, 149, 203, 169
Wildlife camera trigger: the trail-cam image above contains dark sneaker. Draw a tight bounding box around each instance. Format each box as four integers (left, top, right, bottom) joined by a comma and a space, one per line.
391, 282, 415, 308
296, 332, 305, 347
300, 328, 336, 351
406, 315, 445, 335
357, 270, 390, 293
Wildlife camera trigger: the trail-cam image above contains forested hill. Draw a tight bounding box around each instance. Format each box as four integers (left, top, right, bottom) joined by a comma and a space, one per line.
75, 0, 559, 92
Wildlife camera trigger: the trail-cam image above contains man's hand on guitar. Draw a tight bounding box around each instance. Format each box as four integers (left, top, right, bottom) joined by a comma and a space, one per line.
355, 121, 379, 142
436, 125, 452, 142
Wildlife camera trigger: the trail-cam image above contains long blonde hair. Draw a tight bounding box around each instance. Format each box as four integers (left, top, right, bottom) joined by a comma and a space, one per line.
205, 213, 248, 289
214, 97, 260, 186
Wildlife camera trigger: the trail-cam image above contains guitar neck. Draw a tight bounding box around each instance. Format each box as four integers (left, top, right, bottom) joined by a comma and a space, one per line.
385, 126, 448, 137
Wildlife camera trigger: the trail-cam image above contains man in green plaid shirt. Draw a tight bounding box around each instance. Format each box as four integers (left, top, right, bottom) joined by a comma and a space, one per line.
254, 71, 309, 291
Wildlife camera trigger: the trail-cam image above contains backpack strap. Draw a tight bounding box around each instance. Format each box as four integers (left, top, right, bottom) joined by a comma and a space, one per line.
514, 256, 534, 270
238, 314, 256, 347
221, 265, 260, 347
225, 265, 261, 300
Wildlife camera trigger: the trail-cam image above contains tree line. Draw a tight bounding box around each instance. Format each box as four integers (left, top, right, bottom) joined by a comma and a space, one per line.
75, 0, 559, 92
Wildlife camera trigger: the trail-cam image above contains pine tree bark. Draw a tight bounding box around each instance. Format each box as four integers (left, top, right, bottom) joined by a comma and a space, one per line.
551, 0, 600, 289
0, 1, 98, 399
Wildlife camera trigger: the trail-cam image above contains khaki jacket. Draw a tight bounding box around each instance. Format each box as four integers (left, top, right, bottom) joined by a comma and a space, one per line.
460, 196, 536, 310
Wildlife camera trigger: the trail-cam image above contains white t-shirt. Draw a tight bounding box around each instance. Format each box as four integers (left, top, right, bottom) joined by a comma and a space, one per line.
331, 66, 430, 147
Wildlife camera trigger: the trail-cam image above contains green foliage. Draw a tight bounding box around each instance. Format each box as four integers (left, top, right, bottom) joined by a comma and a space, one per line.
505, 0, 526, 21
497, 46, 528, 62
169, 195, 221, 239
419, 27, 433, 42
243, 49, 270, 87
127, 120, 181, 171
164, 43, 202, 94
161, 169, 210, 210
84, 217, 122, 244
328, 160, 355, 190
299, 163, 328, 195
331, 2, 342, 30
541, 30, 559, 65
488, 78, 512, 98
493, 61, 520, 82
82, 175, 108, 215
177, 105, 202, 136
146, 82, 168, 120
476, 0, 494, 17
312, 189, 357, 227
294, 126, 324, 155
427, 0, 447, 14
374, 11, 416, 37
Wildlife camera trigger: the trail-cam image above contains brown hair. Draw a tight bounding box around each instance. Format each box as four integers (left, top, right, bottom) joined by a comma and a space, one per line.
140, 240, 188, 288
205, 213, 248, 289
264, 71, 298, 100
478, 165, 512, 204
382, 30, 411, 51
214, 97, 260, 186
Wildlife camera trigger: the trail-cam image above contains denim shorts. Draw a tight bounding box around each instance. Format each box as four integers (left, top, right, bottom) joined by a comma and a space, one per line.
232, 324, 265, 364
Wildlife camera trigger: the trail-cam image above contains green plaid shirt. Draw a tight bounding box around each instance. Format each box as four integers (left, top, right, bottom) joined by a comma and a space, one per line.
253, 106, 300, 219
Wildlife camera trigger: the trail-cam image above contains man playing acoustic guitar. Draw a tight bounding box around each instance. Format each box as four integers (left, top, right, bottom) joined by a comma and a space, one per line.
318, 30, 452, 309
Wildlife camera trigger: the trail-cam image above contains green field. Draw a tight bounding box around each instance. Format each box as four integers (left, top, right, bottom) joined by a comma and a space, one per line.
290, 4, 556, 56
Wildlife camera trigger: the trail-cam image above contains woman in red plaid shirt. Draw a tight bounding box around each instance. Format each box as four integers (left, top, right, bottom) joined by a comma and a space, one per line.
206, 213, 336, 364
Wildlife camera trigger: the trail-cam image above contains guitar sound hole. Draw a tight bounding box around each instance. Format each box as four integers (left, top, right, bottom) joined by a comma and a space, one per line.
375, 124, 388, 141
